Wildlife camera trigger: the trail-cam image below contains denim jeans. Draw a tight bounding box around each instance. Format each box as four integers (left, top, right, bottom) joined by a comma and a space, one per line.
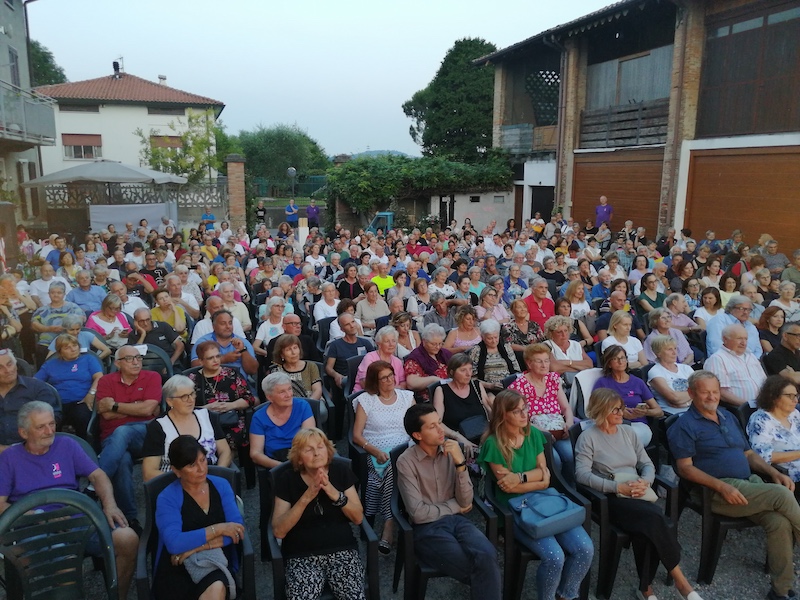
99, 422, 147, 521
551, 438, 576, 485
513, 524, 593, 600
413, 514, 501, 600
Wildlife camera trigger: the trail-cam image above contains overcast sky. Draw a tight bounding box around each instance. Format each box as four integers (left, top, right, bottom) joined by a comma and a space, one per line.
29, 0, 610, 157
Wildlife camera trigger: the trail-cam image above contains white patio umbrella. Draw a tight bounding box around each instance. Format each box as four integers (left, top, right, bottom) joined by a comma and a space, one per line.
22, 159, 187, 186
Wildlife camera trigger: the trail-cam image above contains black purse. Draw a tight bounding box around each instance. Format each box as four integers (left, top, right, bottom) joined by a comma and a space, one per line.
197, 373, 241, 429
457, 381, 489, 444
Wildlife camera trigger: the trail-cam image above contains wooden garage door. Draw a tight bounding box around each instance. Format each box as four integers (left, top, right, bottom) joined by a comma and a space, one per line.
571, 148, 664, 235
685, 147, 800, 250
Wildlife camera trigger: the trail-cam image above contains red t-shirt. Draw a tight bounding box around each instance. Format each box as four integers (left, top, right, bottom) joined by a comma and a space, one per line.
96, 370, 162, 441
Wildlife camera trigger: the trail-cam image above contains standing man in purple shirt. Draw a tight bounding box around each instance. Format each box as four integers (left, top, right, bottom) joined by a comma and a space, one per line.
595, 195, 614, 226
306, 198, 320, 229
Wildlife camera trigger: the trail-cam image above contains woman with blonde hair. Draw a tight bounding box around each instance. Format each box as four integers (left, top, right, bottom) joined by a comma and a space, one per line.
576, 388, 702, 600
443, 304, 482, 353
272, 428, 366, 599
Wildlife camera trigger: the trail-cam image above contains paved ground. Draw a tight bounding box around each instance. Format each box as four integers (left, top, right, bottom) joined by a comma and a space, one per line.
7, 462, 795, 600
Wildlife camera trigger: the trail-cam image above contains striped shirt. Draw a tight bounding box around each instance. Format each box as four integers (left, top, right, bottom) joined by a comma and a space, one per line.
704, 347, 766, 407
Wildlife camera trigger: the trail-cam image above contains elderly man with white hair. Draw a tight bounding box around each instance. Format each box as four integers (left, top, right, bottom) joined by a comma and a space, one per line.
706, 294, 763, 358
704, 323, 767, 407
191, 295, 245, 343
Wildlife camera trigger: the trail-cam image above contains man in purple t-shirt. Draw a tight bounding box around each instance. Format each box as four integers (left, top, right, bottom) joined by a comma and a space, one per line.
0, 401, 138, 597
595, 195, 614, 226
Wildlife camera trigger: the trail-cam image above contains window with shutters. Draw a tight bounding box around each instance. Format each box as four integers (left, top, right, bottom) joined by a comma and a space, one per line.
62, 134, 102, 159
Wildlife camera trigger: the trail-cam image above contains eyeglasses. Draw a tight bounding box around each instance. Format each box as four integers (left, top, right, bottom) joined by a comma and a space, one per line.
203, 354, 221, 361
781, 392, 800, 399
611, 356, 628, 362
170, 392, 196, 402
424, 340, 444, 347
378, 373, 396, 382
119, 355, 143, 363
610, 406, 625, 415
786, 332, 800, 338
511, 406, 529, 417
136, 318, 152, 323
733, 307, 753, 313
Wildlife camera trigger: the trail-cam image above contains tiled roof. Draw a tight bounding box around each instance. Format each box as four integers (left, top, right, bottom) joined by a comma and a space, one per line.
34, 73, 224, 107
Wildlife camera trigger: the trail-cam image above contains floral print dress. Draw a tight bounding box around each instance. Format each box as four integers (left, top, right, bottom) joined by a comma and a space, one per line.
747, 409, 800, 482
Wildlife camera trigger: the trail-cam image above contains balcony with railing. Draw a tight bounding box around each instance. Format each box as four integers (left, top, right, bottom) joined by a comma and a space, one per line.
0, 79, 56, 150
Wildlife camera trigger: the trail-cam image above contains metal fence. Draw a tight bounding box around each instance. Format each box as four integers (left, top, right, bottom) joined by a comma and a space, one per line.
249, 175, 326, 198
44, 182, 226, 209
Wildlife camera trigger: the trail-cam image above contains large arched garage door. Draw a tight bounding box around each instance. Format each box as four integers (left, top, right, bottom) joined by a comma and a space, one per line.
684, 147, 800, 250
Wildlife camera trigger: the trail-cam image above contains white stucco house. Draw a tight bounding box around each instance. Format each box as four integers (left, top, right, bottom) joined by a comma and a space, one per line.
35, 64, 224, 177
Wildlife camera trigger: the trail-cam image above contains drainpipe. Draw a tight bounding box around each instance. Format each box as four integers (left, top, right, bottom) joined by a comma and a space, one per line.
544, 34, 567, 215
664, 0, 688, 234
23, 0, 42, 222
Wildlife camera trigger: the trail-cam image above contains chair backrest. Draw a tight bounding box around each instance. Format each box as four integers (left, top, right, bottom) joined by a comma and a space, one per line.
501, 373, 520, 389
426, 381, 441, 404
737, 403, 756, 437
0, 488, 118, 599
109, 344, 174, 382
345, 354, 365, 397
15, 357, 34, 377
389, 443, 412, 517
568, 367, 603, 419
56, 432, 99, 465
316, 317, 336, 354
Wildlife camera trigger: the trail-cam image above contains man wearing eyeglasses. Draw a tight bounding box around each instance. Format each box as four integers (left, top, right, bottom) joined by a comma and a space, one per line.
706, 294, 763, 358
128, 308, 185, 366
95, 345, 162, 531
764, 323, 800, 385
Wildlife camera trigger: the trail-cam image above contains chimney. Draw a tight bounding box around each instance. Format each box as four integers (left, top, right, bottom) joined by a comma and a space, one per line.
112, 61, 120, 79
158, 75, 167, 85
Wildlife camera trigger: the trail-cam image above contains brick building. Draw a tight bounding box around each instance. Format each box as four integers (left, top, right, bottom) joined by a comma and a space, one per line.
476, 0, 800, 247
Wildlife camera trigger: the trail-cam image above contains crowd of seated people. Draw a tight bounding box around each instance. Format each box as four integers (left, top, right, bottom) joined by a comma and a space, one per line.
5, 208, 800, 599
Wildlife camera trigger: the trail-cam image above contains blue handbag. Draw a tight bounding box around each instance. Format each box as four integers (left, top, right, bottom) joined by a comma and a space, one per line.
507, 488, 585, 539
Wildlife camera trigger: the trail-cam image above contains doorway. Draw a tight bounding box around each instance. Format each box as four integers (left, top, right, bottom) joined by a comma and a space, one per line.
531, 186, 555, 220
438, 195, 454, 227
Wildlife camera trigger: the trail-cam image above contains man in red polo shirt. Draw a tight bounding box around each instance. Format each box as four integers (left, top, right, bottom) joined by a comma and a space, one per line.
96, 345, 161, 532
525, 278, 555, 330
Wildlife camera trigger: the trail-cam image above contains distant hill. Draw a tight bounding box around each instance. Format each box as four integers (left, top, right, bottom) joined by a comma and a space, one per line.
348, 150, 412, 159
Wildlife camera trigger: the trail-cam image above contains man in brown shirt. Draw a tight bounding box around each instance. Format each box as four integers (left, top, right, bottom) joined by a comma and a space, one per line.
396, 404, 501, 600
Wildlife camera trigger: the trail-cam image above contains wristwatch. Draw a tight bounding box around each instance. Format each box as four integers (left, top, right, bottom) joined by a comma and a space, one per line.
455, 461, 467, 470
112, 402, 119, 413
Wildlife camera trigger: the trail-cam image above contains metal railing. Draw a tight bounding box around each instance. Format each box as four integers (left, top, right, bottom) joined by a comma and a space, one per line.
0, 79, 56, 147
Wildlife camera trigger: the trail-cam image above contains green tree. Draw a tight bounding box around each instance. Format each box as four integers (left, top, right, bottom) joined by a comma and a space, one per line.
213, 121, 242, 176
135, 109, 220, 184
237, 124, 330, 180
29, 40, 67, 86
402, 38, 497, 162
324, 153, 512, 215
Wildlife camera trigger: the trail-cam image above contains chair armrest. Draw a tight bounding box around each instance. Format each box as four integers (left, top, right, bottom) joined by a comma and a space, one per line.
358, 518, 380, 600
575, 481, 610, 527
483, 483, 514, 564
267, 522, 286, 600
653, 474, 679, 522
135, 530, 151, 600
471, 490, 497, 544
239, 527, 256, 600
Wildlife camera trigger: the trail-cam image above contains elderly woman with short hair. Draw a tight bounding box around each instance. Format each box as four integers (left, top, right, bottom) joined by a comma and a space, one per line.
353, 325, 407, 393
404, 323, 453, 403
85, 293, 132, 349
643, 307, 694, 365
429, 266, 456, 298
354, 282, 390, 336
46, 313, 111, 359
444, 304, 482, 353
34, 333, 103, 439
249, 372, 316, 469
543, 315, 594, 374
468, 319, 520, 397
770, 281, 800, 323
142, 375, 232, 482
476, 285, 511, 324
646, 334, 695, 414
313, 281, 340, 323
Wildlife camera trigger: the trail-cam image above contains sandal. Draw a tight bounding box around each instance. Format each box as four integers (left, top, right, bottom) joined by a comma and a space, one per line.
378, 540, 391, 555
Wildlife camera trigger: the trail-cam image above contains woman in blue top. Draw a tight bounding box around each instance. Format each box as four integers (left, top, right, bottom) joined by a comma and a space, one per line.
154, 436, 244, 600
593, 344, 662, 447
479, 389, 593, 600
35, 333, 102, 439
249, 372, 315, 469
